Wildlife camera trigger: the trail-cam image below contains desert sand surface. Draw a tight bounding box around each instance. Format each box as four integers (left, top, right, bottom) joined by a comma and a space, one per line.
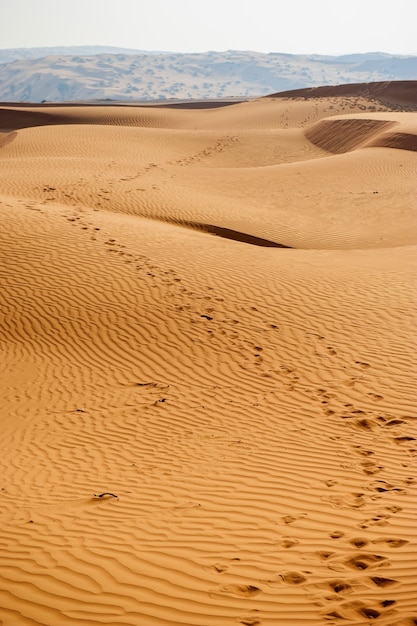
0, 82, 416, 626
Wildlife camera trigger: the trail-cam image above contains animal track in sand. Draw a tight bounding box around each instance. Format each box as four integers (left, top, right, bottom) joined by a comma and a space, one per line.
210, 584, 262, 598
329, 530, 345, 539
368, 392, 384, 401
369, 576, 399, 588
360, 459, 384, 475
281, 514, 306, 525
386, 505, 403, 514
316, 551, 337, 561
321, 589, 400, 623
394, 435, 416, 444
358, 512, 391, 529
204, 557, 241, 574
342, 377, 361, 388
351, 445, 375, 457
373, 537, 409, 549
369, 479, 406, 494
353, 418, 375, 431
355, 361, 370, 369
386, 419, 407, 426
206, 563, 229, 574
343, 553, 388, 571
280, 537, 300, 548
349, 537, 369, 549
280, 571, 308, 585
324, 492, 366, 510
323, 602, 383, 622
237, 610, 261, 626
325, 579, 354, 595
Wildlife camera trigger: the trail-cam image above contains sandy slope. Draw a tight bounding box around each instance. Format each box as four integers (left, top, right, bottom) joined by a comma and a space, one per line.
0, 83, 416, 626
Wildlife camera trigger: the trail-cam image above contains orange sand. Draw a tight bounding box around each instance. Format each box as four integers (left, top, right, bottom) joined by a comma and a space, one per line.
0, 82, 416, 626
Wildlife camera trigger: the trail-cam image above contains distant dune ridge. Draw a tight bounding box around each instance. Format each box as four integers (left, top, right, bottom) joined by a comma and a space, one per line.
0, 47, 416, 102
0, 81, 416, 625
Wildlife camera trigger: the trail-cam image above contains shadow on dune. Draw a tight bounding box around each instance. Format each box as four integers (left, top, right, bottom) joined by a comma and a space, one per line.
370, 132, 417, 152
306, 118, 417, 154
0, 107, 74, 131
184, 222, 292, 248
0, 130, 17, 147
305, 119, 395, 153
266, 81, 417, 109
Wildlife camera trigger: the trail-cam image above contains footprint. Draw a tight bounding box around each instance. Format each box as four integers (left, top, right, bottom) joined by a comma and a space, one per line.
329, 531, 345, 539
280, 571, 307, 585
316, 551, 336, 561
323, 600, 386, 622
206, 563, 229, 574
210, 584, 261, 598
326, 580, 354, 594
386, 505, 402, 514
204, 557, 240, 574
280, 537, 299, 548
394, 436, 416, 444
352, 446, 375, 457
349, 537, 369, 549
368, 393, 384, 402
343, 553, 387, 571
373, 537, 409, 548
238, 610, 261, 626
369, 576, 399, 587
369, 480, 405, 494
358, 513, 390, 529
357, 606, 382, 619
354, 418, 375, 431
360, 459, 383, 475
281, 514, 306, 525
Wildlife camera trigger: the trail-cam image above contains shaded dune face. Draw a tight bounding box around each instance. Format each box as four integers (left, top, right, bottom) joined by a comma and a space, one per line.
304, 119, 396, 153
370, 131, 417, 152
0, 81, 416, 626
305, 117, 417, 154
267, 80, 417, 109
172, 221, 292, 247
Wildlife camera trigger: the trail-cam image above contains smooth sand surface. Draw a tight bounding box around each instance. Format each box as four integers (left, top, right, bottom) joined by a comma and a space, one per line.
0, 83, 416, 625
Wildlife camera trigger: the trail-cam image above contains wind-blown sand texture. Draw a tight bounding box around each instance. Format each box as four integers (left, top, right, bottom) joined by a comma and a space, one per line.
0, 81, 416, 626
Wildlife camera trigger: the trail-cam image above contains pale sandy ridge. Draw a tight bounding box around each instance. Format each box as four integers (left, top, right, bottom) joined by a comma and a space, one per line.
0, 83, 416, 625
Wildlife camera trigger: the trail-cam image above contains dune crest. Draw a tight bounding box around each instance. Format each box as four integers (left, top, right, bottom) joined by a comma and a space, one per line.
1, 82, 416, 625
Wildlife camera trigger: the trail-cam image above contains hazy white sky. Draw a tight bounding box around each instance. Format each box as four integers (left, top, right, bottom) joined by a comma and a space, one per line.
1, 0, 416, 55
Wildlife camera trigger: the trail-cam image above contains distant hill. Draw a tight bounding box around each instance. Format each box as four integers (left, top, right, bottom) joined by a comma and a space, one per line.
0, 46, 165, 64
0, 49, 415, 102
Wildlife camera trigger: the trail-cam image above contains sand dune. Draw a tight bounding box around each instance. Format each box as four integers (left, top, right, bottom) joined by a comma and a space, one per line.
0, 82, 416, 626
268, 81, 417, 109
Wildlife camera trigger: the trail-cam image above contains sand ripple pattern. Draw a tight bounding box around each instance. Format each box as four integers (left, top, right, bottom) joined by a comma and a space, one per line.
0, 84, 416, 625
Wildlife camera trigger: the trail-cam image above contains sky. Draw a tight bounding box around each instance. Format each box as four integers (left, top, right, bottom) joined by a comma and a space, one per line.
1, 0, 416, 56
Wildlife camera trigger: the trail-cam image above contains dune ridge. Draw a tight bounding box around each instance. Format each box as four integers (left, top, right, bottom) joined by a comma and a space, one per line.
0, 81, 416, 625
267, 80, 417, 109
